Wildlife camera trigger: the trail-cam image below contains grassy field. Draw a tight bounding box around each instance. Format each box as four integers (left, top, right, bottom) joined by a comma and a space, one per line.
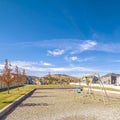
0, 85, 35, 110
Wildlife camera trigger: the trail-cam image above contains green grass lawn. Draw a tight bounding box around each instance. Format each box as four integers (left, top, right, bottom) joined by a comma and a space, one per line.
0, 85, 35, 110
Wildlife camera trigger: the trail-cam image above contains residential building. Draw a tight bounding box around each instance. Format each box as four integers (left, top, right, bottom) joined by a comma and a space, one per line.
101, 73, 120, 85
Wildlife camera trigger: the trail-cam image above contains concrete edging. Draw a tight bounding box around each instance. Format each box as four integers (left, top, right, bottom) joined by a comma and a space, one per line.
0, 88, 36, 119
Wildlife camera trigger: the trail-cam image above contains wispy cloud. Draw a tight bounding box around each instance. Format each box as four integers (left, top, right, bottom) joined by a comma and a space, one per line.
0, 39, 78, 49
10, 60, 53, 67
70, 56, 78, 61
111, 60, 120, 63
79, 57, 95, 62
5, 60, 96, 73
50, 67, 95, 72
95, 43, 120, 53
79, 40, 97, 51
65, 56, 79, 61
40, 61, 52, 66
71, 40, 97, 54
17, 65, 111, 77
20, 66, 96, 73
65, 56, 94, 62
0, 39, 96, 50
48, 49, 65, 56
10, 61, 37, 67
0, 64, 4, 70
0, 60, 112, 77
1, 39, 120, 54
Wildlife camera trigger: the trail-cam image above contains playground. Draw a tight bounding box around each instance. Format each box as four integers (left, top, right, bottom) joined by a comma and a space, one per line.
2, 89, 120, 120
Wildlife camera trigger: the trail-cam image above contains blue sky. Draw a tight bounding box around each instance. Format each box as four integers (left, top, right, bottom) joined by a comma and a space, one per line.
0, 0, 120, 77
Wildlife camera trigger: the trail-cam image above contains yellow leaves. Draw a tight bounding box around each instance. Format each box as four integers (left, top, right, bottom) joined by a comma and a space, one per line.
0, 59, 27, 91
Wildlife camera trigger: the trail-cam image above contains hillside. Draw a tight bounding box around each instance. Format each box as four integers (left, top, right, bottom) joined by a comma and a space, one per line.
39, 74, 80, 84
102, 73, 120, 77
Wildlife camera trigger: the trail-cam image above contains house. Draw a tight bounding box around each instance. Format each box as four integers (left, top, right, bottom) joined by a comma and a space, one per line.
101, 73, 120, 85
117, 76, 120, 85
26, 76, 33, 84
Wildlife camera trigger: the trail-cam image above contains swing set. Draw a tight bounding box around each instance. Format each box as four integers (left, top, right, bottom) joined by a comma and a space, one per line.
75, 72, 109, 105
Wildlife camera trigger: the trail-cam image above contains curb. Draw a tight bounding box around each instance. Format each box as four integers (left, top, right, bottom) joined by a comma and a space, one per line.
0, 88, 36, 119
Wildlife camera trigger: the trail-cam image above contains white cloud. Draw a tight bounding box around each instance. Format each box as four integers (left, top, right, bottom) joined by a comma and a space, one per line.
10, 61, 37, 68
9, 60, 96, 73
79, 40, 97, 51
65, 56, 78, 61
95, 43, 120, 53
3, 39, 120, 54
78, 57, 94, 62
50, 67, 95, 72
70, 56, 78, 61
20, 66, 96, 73
2, 39, 120, 53
48, 49, 65, 56
0, 60, 112, 77
24, 66, 98, 77
65, 56, 94, 62
71, 40, 97, 54
40, 61, 52, 66
0, 64, 4, 70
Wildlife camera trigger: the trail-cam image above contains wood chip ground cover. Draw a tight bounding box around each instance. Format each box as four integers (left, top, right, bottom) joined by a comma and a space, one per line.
2, 89, 120, 120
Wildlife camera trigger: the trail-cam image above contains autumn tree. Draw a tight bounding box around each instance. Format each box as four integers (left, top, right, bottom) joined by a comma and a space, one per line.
14, 66, 22, 90
47, 72, 52, 84
0, 75, 3, 88
21, 69, 26, 86
1, 59, 15, 94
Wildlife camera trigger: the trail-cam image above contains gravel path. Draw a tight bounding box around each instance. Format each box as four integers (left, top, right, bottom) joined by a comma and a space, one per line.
2, 89, 120, 120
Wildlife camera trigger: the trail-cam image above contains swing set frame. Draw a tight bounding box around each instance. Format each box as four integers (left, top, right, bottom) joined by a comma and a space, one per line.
76, 72, 109, 105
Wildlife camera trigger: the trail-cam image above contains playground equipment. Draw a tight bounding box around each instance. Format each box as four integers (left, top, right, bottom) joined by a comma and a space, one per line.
75, 88, 81, 94
75, 78, 83, 94
76, 72, 109, 105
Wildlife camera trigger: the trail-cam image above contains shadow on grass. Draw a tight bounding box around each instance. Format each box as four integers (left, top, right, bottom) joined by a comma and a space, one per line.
0, 85, 24, 92
20, 93, 25, 95
2, 101, 14, 104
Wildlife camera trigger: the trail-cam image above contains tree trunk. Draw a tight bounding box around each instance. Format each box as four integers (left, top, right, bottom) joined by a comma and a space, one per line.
7, 85, 10, 94
17, 84, 19, 91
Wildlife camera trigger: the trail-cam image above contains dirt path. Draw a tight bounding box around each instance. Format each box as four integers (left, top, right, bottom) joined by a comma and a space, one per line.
2, 89, 120, 120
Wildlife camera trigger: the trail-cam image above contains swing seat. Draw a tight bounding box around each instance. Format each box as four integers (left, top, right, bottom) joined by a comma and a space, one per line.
75, 88, 81, 94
